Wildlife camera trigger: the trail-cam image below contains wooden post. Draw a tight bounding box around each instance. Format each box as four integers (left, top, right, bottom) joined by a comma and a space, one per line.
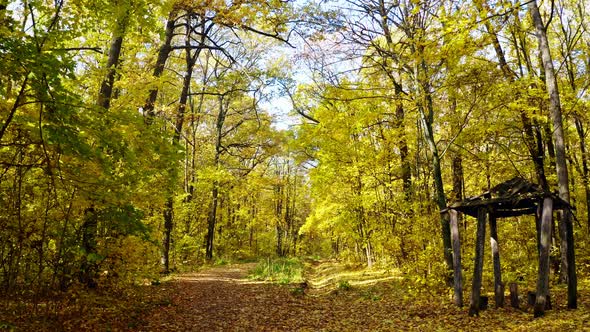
535, 203, 542, 255
509, 282, 519, 308
449, 209, 463, 307
489, 212, 504, 308
469, 207, 487, 316
534, 197, 553, 317
564, 208, 577, 309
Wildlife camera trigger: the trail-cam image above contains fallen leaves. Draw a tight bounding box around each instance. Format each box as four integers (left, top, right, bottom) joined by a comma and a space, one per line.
136, 261, 590, 331
2, 261, 589, 331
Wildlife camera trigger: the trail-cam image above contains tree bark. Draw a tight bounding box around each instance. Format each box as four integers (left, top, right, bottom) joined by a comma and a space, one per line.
97, 35, 123, 110
80, 11, 127, 284
475, 0, 548, 190
529, 0, 576, 309
206, 183, 218, 260
573, 117, 590, 233
161, 16, 202, 272
376, 0, 412, 200
144, 11, 177, 123
395, 83, 412, 199
80, 207, 98, 288
414, 56, 453, 280
206, 97, 226, 260
162, 198, 173, 273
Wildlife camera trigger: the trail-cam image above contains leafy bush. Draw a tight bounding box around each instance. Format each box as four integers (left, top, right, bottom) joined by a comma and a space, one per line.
338, 279, 352, 291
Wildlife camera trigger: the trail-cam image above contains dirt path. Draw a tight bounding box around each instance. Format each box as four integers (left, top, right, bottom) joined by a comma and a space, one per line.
138, 263, 322, 331
135, 262, 589, 331
137, 262, 403, 331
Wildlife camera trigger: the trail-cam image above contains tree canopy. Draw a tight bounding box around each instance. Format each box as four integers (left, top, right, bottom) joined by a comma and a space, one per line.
1, 0, 590, 322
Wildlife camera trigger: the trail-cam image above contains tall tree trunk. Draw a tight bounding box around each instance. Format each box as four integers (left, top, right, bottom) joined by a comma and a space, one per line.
143, 11, 177, 123
97, 34, 124, 110
161, 16, 203, 272
206, 97, 226, 260
162, 198, 173, 273
573, 117, 590, 233
476, 0, 548, 190
80, 207, 98, 288
275, 176, 284, 257
206, 183, 219, 260
414, 58, 453, 279
140, 10, 177, 270
452, 153, 463, 202
396, 84, 412, 200
81, 13, 127, 286
376, 0, 412, 200
529, 0, 576, 308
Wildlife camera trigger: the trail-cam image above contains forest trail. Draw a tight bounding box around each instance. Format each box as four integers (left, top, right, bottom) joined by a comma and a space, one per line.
135, 261, 590, 331
137, 261, 411, 331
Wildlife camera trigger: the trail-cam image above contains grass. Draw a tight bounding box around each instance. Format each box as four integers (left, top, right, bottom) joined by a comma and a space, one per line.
248, 257, 304, 284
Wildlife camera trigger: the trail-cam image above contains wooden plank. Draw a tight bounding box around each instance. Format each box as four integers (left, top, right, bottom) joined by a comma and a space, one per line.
489, 212, 504, 308
535, 202, 542, 255
564, 209, 577, 309
509, 282, 519, 308
534, 197, 553, 317
469, 207, 487, 316
449, 209, 463, 307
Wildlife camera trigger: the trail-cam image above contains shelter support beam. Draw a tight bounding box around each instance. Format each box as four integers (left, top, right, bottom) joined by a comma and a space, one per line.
469, 207, 487, 316
489, 212, 504, 307
534, 197, 553, 317
564, 208, 577, 308
449, 209, 463, 307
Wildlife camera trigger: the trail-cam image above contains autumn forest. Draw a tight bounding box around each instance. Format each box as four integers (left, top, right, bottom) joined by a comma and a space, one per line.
2, 0, 590, 330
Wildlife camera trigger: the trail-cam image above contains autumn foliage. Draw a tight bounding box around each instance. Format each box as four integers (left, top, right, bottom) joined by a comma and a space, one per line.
1, 0, 590, 329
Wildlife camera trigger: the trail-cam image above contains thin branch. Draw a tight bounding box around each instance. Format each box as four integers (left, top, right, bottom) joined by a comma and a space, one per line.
50, 47, 103, 53
0, 76, 29, 142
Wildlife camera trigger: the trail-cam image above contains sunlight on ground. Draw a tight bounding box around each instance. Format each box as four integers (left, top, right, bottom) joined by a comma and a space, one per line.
305, 260, 402, 293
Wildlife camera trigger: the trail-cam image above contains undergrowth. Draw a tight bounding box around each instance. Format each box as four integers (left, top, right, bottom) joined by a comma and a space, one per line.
248, 257, 304, 284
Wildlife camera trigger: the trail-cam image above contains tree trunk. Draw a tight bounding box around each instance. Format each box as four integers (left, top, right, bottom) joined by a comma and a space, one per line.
476, 0, 548, 190
161, 16, 202, 271
80, 12, 127, 284
162, 198, 173, 273
573, 117, 590, 233
80, 207, 98, 288
143, 11, 177, 123
424, 108, 452, 277
97, 35, 124, 110
206, 97, 226, 260
377, 0, 412, 200
415, 64, 453, 277
395, 83, 412, 199
529, 0, 576, 309
206, 183, 218, 260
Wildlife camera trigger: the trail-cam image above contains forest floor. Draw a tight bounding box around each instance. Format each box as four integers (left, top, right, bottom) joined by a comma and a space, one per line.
133, 261, 590, 331
2, 261, 590, 331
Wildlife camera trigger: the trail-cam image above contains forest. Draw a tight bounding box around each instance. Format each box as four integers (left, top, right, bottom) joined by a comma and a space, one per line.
2, 0, 590, 330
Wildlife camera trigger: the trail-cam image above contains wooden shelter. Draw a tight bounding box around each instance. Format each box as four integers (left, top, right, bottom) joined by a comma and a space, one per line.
443, 177, 577, 317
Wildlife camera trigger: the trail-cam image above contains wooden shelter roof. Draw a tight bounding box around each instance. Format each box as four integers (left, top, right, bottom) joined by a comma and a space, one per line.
446, 177, 571, 218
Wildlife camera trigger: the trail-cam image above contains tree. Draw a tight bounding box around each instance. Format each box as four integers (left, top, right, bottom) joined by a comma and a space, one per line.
528, 0, 576, 310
